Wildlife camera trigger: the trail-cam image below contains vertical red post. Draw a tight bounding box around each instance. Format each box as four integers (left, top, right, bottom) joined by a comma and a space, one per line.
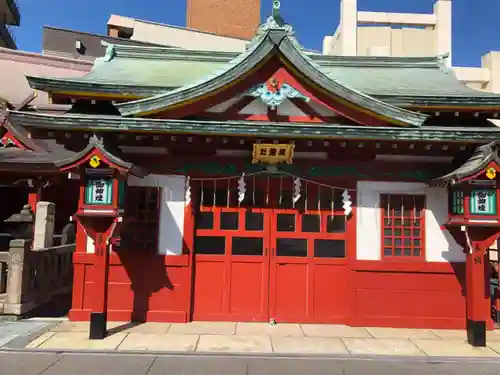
89, 232, 110, 339
27, 186, 41, 213
465, 241, 490, 347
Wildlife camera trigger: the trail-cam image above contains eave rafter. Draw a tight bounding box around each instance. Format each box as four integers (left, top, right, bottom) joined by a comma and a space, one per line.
115, 17, 427, 127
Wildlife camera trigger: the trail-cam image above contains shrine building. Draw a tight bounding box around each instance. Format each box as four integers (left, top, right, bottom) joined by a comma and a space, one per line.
1, 3, 500, 346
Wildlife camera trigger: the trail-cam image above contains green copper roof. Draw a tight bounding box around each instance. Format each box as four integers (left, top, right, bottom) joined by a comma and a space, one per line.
25, 6, 500, 112
114, 18, 427, 127
26, 44, 500, 108
8, 111, 500, 143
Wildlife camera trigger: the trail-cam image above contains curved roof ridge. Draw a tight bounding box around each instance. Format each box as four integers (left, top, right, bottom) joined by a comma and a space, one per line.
115, 17, 427, 127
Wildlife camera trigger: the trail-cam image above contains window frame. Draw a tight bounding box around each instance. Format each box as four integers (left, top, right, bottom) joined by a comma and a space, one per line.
121, 186, 161, 252
380, 193, 426, 261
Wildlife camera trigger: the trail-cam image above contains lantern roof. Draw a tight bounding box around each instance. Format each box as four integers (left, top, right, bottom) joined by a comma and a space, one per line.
432, 141, 500, 185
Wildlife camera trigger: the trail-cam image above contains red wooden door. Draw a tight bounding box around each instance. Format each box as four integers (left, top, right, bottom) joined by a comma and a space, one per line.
268, 179, 349, 323
192, 178, 271, 321
192, 176, 349, 323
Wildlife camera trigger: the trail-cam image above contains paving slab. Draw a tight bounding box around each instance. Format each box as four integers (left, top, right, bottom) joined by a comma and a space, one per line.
487, 340, 500, 354
168, 322, 236, 335
0, 321, 52, 348
413, 339, 500, 357
196, 334, 272, 353
51, 321, 125, 332
301, 324, 372, 338
25, 331, 56, 349
431, 329, 468, 340
366, 327, 438, 340
0, 352, 60, 375
37, 331, 127, 350
343, 338, 426, 356
109, 322, 171, 335
271, 336, 349, 354
486, 331, 500, 341
118, 333, 198, 351
236, 322, 303, 336
40, 353, 155, 375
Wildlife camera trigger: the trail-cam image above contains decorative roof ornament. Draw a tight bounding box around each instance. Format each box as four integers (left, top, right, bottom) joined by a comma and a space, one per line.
102, 43, 116, 62
245, 82, 310, 110
248, 0, 296, 49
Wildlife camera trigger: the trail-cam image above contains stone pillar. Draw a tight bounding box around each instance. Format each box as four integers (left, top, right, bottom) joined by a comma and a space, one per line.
33, 202, 55, 250
6, 239, 31, 305
340, 0, 358, 56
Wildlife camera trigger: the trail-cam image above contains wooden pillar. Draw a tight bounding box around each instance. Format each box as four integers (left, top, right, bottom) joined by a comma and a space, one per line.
27, 186, 41, 213
465, 241, 490, 347
89, 232, 110, 340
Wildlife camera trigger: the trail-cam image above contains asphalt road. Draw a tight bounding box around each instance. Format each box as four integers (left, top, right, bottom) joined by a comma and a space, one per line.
2, 350, 500, 375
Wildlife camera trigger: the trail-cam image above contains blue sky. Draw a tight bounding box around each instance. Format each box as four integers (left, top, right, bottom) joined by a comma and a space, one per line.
12, 0, 500, 67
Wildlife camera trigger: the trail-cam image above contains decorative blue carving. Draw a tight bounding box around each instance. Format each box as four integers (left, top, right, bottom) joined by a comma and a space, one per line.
245, 83, 310, 110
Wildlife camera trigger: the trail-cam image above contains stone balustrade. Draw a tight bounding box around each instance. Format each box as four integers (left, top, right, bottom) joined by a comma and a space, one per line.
0, 239, 74, 317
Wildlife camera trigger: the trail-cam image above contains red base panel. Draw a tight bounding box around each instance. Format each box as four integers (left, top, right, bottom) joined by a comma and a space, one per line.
70, 250, 492, 330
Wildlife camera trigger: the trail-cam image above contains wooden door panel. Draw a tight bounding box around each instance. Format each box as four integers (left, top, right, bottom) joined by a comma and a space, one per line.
311, 264, 348, 322
192, 178, 271, 322
271, 263, 308, 321
192, 259, 226, 319
229, 261, 268, 320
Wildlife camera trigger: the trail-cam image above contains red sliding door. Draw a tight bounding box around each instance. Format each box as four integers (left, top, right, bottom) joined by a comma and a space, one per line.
192, 177, 349, 323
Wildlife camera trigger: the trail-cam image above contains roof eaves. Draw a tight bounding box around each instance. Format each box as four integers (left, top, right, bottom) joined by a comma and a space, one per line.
54, 134, 147, 177
115, 29, 280, 116
8, 111, 500, 143
431, 141, 500, 185
278, 38, 428, 127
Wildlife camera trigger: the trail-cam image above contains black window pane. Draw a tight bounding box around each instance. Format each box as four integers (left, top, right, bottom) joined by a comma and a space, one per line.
232, 237, 263, 256
302, 215, 320, 232
220, 212, 238, 230
276, 238, 307, 257
200, 188, 228, 207
314, 239, 345, 258
194, 236, 225, 255
277, 214, 295, 232
277, 190, 305, 210
245, 212, 264, 231
320, 190, 343, 210
196, 212, 213, 229
326, 215, 345, 233
241, 188, 266, 207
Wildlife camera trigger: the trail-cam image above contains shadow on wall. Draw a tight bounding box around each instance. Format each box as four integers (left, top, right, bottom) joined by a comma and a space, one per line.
116, 249, 173, 322
114, 175, 187, 322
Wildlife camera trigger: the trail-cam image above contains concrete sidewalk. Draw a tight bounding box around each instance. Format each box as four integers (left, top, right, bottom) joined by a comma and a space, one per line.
21, 321, 500, 357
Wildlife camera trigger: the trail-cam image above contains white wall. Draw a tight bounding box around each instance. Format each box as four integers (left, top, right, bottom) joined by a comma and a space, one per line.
356, 181, 464, 262
86, 174, 186, 255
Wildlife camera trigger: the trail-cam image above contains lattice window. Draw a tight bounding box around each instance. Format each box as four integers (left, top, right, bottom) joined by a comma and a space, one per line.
122, 186, 160, 251
380, 194, 425, 259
